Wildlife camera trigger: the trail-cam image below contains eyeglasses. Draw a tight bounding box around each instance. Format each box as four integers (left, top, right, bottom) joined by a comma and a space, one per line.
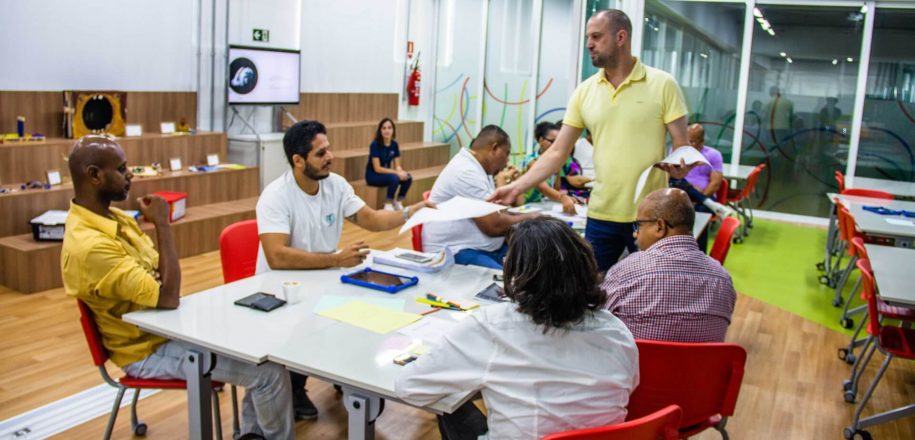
632, 218, 657, 233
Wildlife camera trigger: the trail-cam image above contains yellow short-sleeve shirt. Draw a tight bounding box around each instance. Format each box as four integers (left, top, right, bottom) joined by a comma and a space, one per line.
563, 59, 688, 222
62, 201, 167, 367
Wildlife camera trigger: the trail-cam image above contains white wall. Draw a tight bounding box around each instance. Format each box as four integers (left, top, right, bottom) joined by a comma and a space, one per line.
0, 0, 197, 91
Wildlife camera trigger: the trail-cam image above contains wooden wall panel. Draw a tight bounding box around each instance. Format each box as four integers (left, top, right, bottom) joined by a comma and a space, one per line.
325, 120, 424, 152
0, 197, 257, 293
0, 132, 225, 184
0, 91, 197, 138
0, 167, 258, 238
284, 93, 399, 125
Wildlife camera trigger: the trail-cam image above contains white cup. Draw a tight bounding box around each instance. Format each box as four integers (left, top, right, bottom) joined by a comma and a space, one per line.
282, 281, 303, 304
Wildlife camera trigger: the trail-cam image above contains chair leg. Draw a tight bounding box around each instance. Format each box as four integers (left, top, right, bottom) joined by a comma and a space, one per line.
840, 278, 864, 324
129, 388, 148, 436
104, 386, 127, 440
715, 416, 730, 440
833, 256, 857, 307
851, 353, 893, 430
213, 387, 223, 440
842, 309, 869, 363
231, 385, 240, 438
847, 337, 877, 401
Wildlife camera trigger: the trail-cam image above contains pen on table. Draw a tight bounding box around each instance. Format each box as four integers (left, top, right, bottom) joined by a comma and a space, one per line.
426, 293, 462, 309
416, 297, 461, 310
420, 307, 442, 316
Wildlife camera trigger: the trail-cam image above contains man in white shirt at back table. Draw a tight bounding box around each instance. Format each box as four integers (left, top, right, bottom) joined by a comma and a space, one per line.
422, 125, 540, 269
254, 119, 433, 421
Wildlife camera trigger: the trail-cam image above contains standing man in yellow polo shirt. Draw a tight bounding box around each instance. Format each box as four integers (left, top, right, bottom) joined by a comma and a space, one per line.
489, 9, 692, 271
62, 136, 295, 439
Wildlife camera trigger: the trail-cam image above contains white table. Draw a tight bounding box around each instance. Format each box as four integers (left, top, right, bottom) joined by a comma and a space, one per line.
724, 164, 754, 181
852, 177, 915, 199
865, 244, 915, 308
125, 260, 496, 439
828, 193, 915, 247
527, 202, 712, 239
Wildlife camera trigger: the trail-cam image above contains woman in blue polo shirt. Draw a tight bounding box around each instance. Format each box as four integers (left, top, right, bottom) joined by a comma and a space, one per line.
365, 118, 412, 210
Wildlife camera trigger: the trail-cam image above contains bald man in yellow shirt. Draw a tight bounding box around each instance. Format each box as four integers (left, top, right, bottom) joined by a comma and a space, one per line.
490, 9, 694, 271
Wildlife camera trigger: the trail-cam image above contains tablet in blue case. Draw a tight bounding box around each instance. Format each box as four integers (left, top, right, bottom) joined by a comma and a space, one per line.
340, 267, 418, 294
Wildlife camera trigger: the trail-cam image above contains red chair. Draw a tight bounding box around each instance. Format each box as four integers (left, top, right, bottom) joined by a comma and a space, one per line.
715, 178, 729, 205
411, 191, 431, 252
840, 188, 893, 200
542, 405, 682, 440
725, 164, 765, 243
626, 340, 747, 440
709, 217, 741, 265
835, 170, 846, 192
843, 260, 915, 439
77, 300, 233, 439
219, 219, 259, 283
831, 206, 865, 308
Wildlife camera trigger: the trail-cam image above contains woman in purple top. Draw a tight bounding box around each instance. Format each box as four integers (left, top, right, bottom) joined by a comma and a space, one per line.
365, 118, 412, 210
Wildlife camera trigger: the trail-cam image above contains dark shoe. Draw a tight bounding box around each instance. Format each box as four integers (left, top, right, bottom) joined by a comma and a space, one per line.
235, 433, 265, 440
333, 384, 343, 394
293, 388, 318, 420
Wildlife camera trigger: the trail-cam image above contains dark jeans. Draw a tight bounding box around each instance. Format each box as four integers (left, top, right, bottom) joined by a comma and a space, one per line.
585, 218, 637, 273
670, 178, 711, 253
437, 400, 488, 440
366, 171, 412, 200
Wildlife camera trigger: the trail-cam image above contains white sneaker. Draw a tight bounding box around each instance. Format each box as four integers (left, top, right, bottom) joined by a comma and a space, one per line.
703, 199, 735, 218
383, 203, 394, 211
393, 201, 404, 210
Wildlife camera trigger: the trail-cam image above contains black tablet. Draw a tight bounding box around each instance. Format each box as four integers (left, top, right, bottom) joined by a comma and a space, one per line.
234, 292, 286, 312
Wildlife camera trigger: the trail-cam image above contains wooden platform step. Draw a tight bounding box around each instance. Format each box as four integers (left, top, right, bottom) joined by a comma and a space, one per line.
0, 167, 259, 238
0, 197, 258, 294
351, 165, 445, 209
324, 120, 424, 151
330, 142, 450, 181
0, 132, 226, 184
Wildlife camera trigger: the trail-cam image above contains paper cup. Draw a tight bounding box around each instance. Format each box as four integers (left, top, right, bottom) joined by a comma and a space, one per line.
282, 281, 303, 304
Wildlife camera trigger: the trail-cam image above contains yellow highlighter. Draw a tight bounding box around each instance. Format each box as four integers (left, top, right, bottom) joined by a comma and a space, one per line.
415, 297, 461, 310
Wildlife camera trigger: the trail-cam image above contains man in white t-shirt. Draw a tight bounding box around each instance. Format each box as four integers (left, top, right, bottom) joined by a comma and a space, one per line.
423, 125, 539, 269
255, 120, 432, 420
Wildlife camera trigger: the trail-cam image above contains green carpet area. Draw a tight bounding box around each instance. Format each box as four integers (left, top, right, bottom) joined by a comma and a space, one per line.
720, 218, 863, 335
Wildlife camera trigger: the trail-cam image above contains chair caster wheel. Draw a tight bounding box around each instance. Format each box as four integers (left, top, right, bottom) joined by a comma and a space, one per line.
840, 317, 853, 329
845, 354, 856, 365
817, 262, 826, 271
842, 379, 852, 391
133, 422, 148, 436
844, 390, 856, 403
838, 348, 848, 361
833, 298, 844, 308
732, 237, 743, 244
819, 275, 831, 286
844, 427, 872, 440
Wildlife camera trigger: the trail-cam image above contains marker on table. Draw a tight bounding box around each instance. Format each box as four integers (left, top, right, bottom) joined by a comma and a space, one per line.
415, 297, 461, 310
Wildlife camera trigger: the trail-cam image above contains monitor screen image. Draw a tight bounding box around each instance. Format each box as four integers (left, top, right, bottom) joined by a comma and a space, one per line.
227, 46, 300, 105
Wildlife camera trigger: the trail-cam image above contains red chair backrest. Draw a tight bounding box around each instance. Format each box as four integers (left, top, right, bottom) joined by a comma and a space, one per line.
835, 171, 845, 192
736, 164, 766, 201
627, 340, 747, 431
835, 202, 851, 242
856, 259, 881, 337
411, 191, 431, 252
76, 300, 109, 367
716, 178, 729, 205
841, 188, 893, 200
709, 217, 740, 265
849, 236, 868, 260
542, 405, 682, 440
219, 220, 259, 283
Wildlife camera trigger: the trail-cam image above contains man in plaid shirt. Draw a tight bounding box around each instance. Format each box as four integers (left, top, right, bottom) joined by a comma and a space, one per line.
601, 188, 736, 342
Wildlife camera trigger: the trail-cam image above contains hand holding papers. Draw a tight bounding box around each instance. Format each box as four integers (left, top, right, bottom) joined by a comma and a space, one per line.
633, 147, 709, 203
399, 196, 506, 234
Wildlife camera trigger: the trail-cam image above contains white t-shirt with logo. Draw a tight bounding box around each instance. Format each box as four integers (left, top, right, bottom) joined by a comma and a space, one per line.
255, 171, 365, 274
422, 148, 504, 254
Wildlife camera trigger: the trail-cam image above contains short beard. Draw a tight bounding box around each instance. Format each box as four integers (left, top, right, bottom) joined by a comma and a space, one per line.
304, 163, 330, 180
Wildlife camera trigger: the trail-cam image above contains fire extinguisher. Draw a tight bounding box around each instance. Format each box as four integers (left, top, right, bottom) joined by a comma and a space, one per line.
407, 54, 421, 106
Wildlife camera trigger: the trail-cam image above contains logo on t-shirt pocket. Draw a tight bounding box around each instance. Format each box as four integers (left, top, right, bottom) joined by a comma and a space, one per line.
323, 213, 336, 227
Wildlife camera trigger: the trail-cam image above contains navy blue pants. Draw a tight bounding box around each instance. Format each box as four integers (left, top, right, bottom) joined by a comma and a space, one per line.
585, 218, 638, 273
366, 172, 412, 200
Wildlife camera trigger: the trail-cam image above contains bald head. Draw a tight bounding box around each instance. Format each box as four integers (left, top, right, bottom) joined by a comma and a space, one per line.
69, 136, 132, 203
642, 188, 695, 234
593, 9, 632, 38
687, 123, 705, 150
69, 136, 122, 183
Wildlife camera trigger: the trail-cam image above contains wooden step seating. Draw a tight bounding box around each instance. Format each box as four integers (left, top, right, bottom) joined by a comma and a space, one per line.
0, 132, 227, 184
330, 141, 449, 181
351, 165, 446, 208
0, 197, 257, 293
323, 120, 424, 151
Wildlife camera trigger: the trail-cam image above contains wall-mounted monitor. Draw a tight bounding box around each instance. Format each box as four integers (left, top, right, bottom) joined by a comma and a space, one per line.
227, 46, 300, 105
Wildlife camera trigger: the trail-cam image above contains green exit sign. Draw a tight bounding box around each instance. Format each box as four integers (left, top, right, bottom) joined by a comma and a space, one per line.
253, 29, 270, 42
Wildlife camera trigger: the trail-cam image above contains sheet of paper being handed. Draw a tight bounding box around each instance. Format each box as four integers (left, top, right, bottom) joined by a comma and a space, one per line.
632, 146, 709, 203
399, 196, 506, 234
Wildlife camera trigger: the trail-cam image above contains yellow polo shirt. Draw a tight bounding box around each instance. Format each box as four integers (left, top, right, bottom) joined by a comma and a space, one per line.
61, 201, 167, 367
563, 59, 687, 222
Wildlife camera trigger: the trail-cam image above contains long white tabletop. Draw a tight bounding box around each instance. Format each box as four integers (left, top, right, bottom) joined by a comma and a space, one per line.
125, 259, 496, 439
865, 244, 915, 307
852, 177, 915, 199
827, 193, 915, 244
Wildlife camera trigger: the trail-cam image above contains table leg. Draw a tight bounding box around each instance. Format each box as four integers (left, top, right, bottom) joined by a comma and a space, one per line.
342, 387, 385, 440
183, 349, 214, 440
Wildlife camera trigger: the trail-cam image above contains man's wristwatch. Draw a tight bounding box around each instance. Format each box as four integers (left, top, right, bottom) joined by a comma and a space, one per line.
403, 206, 411, 221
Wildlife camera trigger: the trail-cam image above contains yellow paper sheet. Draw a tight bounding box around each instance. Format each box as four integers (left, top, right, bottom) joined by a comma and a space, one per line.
317, 301, 421, 334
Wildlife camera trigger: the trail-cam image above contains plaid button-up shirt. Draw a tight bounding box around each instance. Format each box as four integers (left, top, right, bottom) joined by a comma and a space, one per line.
601, 234, 736, 342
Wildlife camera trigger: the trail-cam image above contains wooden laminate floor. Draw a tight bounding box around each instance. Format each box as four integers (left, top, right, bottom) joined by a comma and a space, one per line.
1, 223, 913, 439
